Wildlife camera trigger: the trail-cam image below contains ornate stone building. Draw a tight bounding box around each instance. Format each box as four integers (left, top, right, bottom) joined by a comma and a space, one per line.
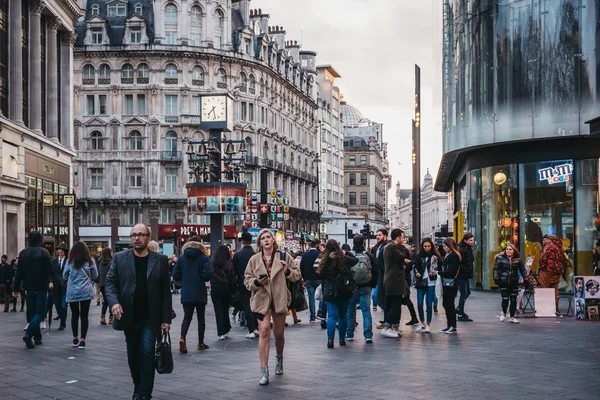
72, 0, 320, 250
0, 0, 82, 258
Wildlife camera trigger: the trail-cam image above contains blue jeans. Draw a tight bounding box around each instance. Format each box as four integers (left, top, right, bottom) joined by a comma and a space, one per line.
457, 279, 471, 315
372, 284, 379, 307
25, 291, 46, 340
305, 280, 321, 321
346, 287, 373, 339
326, 300, 349, 341
124, 320, 157, 398
416, 286, 436, 324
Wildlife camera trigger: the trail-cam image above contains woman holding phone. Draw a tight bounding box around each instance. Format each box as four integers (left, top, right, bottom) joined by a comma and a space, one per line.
244, 228, 301, 386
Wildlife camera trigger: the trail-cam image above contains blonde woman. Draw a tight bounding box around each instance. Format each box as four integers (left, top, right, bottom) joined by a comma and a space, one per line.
244, 228, 301, 385
148, 241, 159, 252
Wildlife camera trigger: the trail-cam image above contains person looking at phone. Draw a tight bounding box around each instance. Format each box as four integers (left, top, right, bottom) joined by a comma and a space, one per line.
244, 228, 301, 386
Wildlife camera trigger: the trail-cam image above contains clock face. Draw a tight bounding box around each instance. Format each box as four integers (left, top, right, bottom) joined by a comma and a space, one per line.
202, 96, 226, 122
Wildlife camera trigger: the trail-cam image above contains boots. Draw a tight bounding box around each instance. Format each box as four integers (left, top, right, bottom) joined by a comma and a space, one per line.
259, 367, 269, 385
179, 338, 188, 354
108, 316, 114, 324
100, 316, 107, 325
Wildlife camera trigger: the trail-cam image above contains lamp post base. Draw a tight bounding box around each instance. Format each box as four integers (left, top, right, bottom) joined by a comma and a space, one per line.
210, 214, 224, 256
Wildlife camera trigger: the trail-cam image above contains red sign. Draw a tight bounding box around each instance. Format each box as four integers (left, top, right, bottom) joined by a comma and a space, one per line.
157, 224, 237, 238
260, 205, 269, 214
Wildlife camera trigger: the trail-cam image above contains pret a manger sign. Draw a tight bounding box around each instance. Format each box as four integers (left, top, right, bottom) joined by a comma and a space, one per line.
538, 163, 573, 185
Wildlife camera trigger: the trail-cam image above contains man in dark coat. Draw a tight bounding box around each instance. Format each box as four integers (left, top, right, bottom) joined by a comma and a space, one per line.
50, 243, 69, 330
0, 254, 13, 312
232, 232, 257, 337
105, 224, 172, 400
381, 229, 411, 338
300, 237, 322, 323
12, 230, 54, 348
371, 229, 391, 328
457, 233, 475, 322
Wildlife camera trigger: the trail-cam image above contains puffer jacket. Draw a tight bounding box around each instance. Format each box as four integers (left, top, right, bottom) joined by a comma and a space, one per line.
318, 252, 358, 302
98, 260, 111, 287
493, 254, 527, 287
458, 240, 474, 279
172, 241, 213, 305
539, 236, 564, 275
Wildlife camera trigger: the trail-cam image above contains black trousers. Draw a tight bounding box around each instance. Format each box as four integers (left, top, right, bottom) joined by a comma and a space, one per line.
211, 292, 232, 336
69, 300, 91, 339
402, 289, 418, 321
384, 295, 403, 326
100, 286, 112, 317
239, 291, 256, 333
181, 303, 206, 344
500, 284, 519, 317
442, 286, 458, 328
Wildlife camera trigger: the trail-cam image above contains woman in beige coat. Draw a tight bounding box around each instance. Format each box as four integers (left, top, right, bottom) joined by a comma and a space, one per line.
244, 228, 301, 386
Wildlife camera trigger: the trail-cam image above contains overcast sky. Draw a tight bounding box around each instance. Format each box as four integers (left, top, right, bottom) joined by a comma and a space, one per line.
255, 0, 443, 194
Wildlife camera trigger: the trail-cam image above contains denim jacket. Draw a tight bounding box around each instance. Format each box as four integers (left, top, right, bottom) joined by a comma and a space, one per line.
63, 261, 98, 303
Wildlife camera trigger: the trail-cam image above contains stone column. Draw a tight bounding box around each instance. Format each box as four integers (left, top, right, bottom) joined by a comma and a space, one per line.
29, 2, 44, 133
60, 32, 75, 146
149, 202, 160, 241
46, 18, 61, 141
153, 1, 164, 44
180, 0, 189, 45
110, 205, 120, 252
9, 0, 23, 123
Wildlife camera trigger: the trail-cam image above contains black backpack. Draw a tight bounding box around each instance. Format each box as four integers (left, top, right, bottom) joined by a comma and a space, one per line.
332, 268, 356, 300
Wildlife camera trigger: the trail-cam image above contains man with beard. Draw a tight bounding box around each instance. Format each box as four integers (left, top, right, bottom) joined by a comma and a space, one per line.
371, 229, 391, 328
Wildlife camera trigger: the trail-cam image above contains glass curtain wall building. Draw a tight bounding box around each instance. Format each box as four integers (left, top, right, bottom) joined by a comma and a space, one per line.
436, 0, 600, 289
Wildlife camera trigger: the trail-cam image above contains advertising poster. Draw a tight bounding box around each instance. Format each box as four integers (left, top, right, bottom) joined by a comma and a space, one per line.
187, 184, 246, 214
573, 276, 600, 320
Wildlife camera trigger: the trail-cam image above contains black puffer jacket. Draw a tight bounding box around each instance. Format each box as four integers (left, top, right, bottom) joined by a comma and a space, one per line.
12, 231, 53, 292
493, 254, 526, 287
458, 240, 474, 279
318, 252, 358, 302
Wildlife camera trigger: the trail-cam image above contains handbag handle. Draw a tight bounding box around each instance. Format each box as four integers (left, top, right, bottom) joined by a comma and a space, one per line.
159, 330, 171, 345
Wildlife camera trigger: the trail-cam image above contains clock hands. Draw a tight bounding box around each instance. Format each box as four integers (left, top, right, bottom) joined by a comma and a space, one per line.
207, 106, 216, 118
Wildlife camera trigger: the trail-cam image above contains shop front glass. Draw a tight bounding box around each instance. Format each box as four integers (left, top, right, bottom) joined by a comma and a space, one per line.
575, 159, 599, 276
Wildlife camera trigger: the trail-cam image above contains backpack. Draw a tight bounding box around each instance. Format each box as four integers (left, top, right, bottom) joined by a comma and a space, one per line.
350, 252, 372, 285
332, 268, 357, 300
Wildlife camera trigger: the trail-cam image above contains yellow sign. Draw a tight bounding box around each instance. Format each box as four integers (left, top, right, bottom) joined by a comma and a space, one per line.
283, 206, 290, 213
270, 189, 277, 197
62, 194, 76, 207
43, 195, 54, 207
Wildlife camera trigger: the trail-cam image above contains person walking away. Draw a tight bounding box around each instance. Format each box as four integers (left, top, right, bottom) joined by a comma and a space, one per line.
403, 247, 419, 326
210, 245, 237, 340
346, 234, 377, 343
289, 251, 304, 325
300, 237, 322, 323
316, 239, 358, 348
12, 231, 53, 348
371, 229, 391, 326
105, 223, 172, 400
381, 229, 411, 338
9, 258, 25, 312
63, 242, 98, 348
538, 235, 565, 315
414, 238, 441, 333
494, 243, 527, 323
438, 238, 461, 334
0, 255, 13, 312
233, 232, 257, 338
244, 228, 301, 385
98, 247, 114, 325
50, 244, 69, 330
457, 233, 475, 322
172, 236, 213, 352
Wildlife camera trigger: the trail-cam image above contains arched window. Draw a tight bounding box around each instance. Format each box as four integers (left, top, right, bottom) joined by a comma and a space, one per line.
129, 131, 143, 151
134, 3, 143, 15
213, 9, 224, 48
98, 64, 111, 84
239, 72, 247, 87
249, 75, 255, 89
190, 5, 202, 25
82, 65, 95, 84
216, 69, 227, 88
136, 63, 149, 83
245, 137, 253, 156
165, 131, 177, 153
214, 9, 224, 29
90, 131, 103, 150
165, 3, 178, 23
121, 63, 134, 83
191, 66, 204, 85
262, 141, 269, 158
165, 64, 177, 78
91, 4, 99, 15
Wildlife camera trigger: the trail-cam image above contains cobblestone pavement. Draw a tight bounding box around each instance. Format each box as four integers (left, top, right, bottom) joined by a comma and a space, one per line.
0, 290, 597, 400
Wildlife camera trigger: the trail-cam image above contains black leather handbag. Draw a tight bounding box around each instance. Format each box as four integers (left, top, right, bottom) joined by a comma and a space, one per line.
155, 331, 174, 374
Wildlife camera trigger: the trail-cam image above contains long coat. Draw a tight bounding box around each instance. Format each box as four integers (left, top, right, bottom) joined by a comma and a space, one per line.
105, 249, 172, 336
383, 242, 409, 297
244, 250, 301, 315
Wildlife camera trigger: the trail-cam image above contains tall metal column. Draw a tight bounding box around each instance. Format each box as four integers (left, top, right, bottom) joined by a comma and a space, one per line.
412, 65, 421, 245
209, 129, 224, 256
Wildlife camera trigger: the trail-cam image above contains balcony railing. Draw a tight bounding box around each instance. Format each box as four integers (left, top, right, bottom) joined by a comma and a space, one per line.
192, 79, 204, 86
137, 77, 149, 84
164, 78, 178, 85
243, 155, 259, 166
165, 115, 179, 123
121, 77, 134, 84
180, 115, 200, 125
77, 150, 162, 162
161, 151, 182, 162
217, 82, 227, 89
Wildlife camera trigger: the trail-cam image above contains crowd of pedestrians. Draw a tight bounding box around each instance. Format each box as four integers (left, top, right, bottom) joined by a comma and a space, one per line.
5, 226, 537, 398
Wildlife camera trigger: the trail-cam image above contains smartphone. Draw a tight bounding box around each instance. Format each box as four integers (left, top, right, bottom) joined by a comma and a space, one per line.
259, 274, 268, 279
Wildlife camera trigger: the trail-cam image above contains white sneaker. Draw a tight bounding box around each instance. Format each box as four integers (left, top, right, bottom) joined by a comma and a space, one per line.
509, 317, 520, 324
24, 323, 29, 331
245, 332, 256, 339
394, 329, 403, 337
224, 332, 229, 339
416, 324, 425, 332
425, 325, 431, 333
500, 313, 506, 322
218, 335, 226, 340
346, 337, 354, 341
380, 328, 399, 338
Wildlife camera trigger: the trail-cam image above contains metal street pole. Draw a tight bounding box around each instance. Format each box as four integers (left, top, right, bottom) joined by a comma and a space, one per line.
209, 128, 224, 256
412, 64, 421, 246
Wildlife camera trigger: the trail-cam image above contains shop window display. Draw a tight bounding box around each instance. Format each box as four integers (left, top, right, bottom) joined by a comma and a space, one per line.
575, 159, 599, 276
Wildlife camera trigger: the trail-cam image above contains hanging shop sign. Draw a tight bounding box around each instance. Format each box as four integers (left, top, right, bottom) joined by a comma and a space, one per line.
537, 163, 573, 185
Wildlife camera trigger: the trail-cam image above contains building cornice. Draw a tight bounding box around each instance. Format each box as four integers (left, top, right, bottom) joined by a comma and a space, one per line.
56, 0, 85, 21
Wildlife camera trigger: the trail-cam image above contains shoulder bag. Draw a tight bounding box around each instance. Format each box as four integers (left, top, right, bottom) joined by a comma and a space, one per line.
155, 330, 174, 374
442, 265, 460, 288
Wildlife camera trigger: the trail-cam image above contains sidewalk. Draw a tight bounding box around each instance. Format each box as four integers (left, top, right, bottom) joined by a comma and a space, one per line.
0, 290, 597, 400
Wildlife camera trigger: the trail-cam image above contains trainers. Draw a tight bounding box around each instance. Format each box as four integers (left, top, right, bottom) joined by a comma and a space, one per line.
433, 306, 439, 314
440, 327, 451, 333
425, 325, 431, 333
72, 338, 79, 347
445, 327, 457, 334
22, 335, 34, 349
78, 341, 86, 348
365, 338, 373, 343
218, 335, 226, 340
500, 313, 506, 322
460, 313, 473, 322
259, 367, 269, 385
375, 322, 386, 329
380, 328, 399, 338
179, 339, 188, 354
197, 343, 209, 351
327, 338, 334, 348
275, 356, 284, 375
416, 324, 425, 332
509, 317, 520, 324
346, 336, 354, 341
245, 332, 256, 339
339, 339, 346, 346
393, 328, 403, 337
100, 316, 107, 325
